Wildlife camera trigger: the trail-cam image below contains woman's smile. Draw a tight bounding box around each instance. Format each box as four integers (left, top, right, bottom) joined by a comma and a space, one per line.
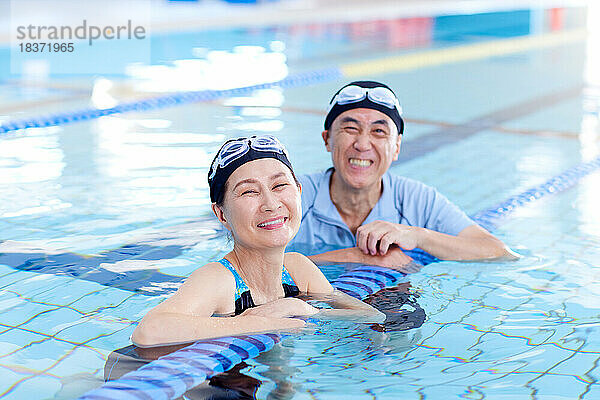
257, 216, 288, 230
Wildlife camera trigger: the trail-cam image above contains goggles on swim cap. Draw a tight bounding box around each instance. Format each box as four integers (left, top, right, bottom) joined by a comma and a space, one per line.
208, 135, 289, 181
324, 81, 405, 135
328, 85, 403, 114
208, 135, 293, 203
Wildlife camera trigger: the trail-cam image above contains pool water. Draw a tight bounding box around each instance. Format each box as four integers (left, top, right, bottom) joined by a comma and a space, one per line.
1, 3, 600, 399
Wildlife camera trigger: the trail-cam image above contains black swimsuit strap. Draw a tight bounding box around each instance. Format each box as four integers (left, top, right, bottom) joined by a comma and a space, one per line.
234, 283, 300, 315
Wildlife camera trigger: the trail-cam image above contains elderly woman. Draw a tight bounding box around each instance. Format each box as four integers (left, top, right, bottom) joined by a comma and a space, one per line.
132, 135, 383, 347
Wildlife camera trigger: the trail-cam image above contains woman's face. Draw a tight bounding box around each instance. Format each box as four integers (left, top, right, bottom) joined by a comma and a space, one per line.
213, 158, 302, 250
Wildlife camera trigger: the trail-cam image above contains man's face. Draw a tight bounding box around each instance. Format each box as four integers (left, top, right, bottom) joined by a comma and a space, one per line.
323, 108, 401, 190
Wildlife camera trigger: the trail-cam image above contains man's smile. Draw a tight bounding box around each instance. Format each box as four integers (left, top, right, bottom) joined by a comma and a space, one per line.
349, 158, 373, 168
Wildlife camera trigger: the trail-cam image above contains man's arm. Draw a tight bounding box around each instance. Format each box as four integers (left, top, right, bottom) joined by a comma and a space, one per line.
355, 221, 518, 261
306, 246, 420, 272
417, 224, 517, 261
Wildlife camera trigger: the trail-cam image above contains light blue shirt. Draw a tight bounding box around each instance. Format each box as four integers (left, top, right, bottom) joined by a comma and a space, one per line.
289, 168, 474, 251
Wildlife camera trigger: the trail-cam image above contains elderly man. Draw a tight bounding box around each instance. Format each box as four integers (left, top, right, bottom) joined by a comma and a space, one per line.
290, 80, 514, 268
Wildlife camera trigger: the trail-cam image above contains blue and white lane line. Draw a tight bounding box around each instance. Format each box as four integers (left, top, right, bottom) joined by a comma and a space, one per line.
0, 68, 342, 135
80, 334, 281, 400
471, 154, 600, 231
331, 265, 407, 298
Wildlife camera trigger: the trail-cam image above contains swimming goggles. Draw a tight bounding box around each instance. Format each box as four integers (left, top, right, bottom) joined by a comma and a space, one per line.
329, 85, 403, 114
208, 135, 289, 181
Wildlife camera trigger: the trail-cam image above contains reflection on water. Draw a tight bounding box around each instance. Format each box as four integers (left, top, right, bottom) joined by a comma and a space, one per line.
126, 46, 288, 94
0, 128, 64, 184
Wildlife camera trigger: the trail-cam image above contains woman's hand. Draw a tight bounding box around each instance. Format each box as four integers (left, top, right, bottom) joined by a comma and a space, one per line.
240, 297, 319, 318
306, 290, 386, 323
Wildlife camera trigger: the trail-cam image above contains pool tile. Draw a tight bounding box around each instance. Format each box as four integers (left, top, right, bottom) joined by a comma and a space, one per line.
0, 375, 61, 400
0, 264, 17, 277
68, 287, 134, 315
582, 384, 600, 399
0, 291, 25, 312
429, 298, 482, 325
5, 273, 69, 299
420, 384, 486, 399
30, 278, 107, 306
549, 352, 600, 381
19, 307, 84, 338
84, 325, 135, 352
466, 334, 537, 363
477, 372, 544, 396
368, 385, 422, 400
0, 365, 30, 394
53, 315, 133, 344
96, 294, 163, 321
0, 329, 48, 357
490, 345, 576, 375
0, 301, 56, 327
457, 282, 498, 300
0, 271, 34, 289
419, 324, 482, 357
0, 338, 76, 372
46, 345, 106, 377
527, 373, 589, 399
295, 387, 372, 400
52, 373, 106, 400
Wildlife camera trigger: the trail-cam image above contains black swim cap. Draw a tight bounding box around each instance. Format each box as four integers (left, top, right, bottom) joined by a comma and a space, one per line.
324, 81, 404, 135
208, 135, 294, 204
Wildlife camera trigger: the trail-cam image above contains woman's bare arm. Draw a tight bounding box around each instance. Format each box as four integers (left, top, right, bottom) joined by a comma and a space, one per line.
132, 262, 305, 347
284, 253, 385, 323
309, 290, 386, 323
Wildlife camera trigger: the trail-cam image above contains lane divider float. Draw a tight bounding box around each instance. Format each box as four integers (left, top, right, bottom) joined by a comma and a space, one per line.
471, 155, 600, 231
79, 265, 410, 399
0, 68, 342, 135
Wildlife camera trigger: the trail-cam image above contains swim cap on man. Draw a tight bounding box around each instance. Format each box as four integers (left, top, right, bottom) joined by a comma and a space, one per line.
324, 81, 404, 135
208, 135, 294, 204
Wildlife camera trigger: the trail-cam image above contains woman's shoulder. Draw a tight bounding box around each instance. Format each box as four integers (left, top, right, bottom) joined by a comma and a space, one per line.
283, 252, 313, 269
284, 252, 332, 294
177, 261, 237, 302
283, 252, 312, 292
151, 261, 237, 316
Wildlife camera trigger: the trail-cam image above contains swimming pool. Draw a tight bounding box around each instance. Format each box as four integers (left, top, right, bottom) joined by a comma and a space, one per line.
1, 2, 600, 399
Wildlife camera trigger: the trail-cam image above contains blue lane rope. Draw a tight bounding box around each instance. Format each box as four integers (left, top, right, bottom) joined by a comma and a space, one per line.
79, 334, 281, 400
78, 265, 410, 400
471, 154, 600, 231
0, 68, 343, 135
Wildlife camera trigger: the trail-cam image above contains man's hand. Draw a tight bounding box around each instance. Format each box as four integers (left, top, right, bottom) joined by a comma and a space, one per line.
356, 220, 422, 255
240, 297, 318, 318
359, 247, 421, 272
307, 246, 417, 272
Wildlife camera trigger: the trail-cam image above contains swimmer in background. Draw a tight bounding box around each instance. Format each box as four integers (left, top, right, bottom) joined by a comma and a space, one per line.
132, 135, 384, 347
